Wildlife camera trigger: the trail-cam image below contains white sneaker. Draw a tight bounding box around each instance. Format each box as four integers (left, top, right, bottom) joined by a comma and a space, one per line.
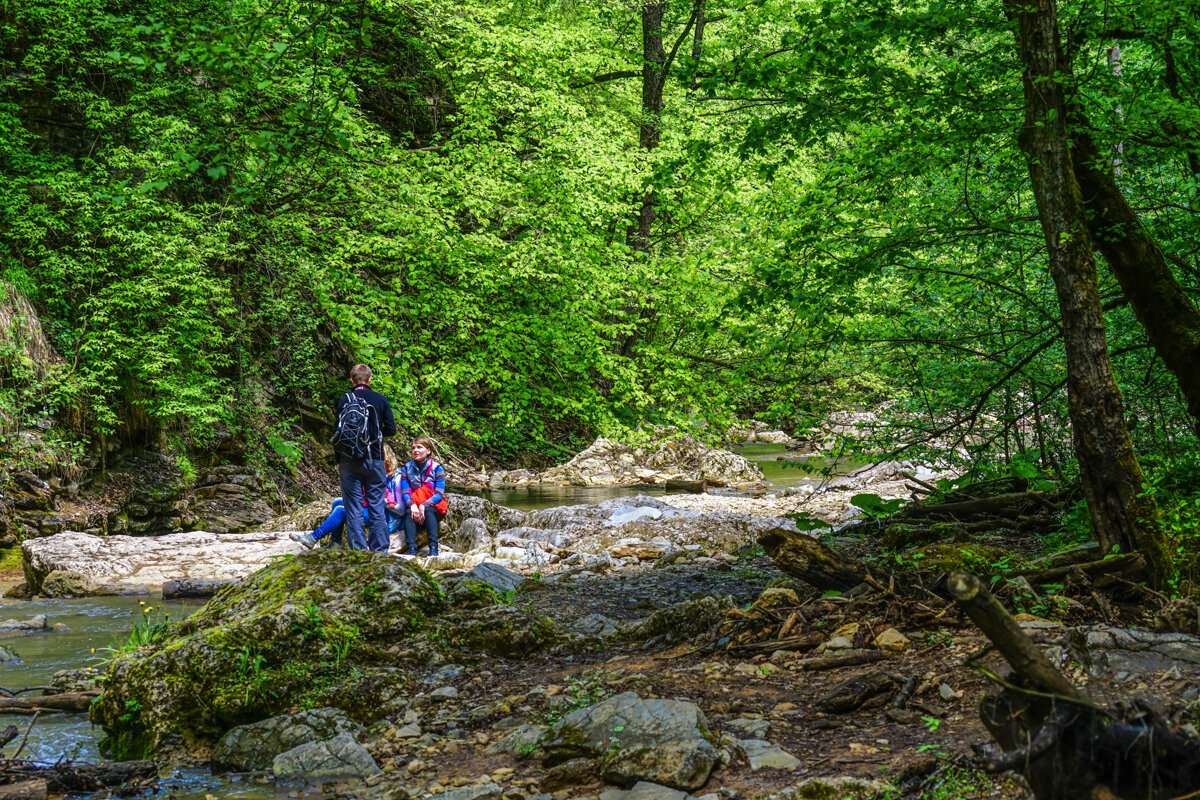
289, 531, 317, 549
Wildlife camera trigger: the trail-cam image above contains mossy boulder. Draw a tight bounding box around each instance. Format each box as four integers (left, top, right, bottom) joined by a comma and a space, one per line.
91, 550, 446, 761
439, 604, 564, 657
908, 543, 1027, 575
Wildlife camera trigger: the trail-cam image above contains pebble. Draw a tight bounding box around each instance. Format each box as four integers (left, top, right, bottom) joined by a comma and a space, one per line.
432, 686, 460, 699
872, 627, 910, 652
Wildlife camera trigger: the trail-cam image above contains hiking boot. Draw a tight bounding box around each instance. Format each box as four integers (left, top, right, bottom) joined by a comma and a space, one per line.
324, 539, 343, 549
289, 530, 317, 549
428, 548, 439, 558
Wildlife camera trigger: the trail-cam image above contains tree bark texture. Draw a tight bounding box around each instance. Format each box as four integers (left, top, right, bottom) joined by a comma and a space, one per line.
634, 0, 666, 255
1069, 121, 1200, 434
948, 572, 1085, 700
1005, 0, 1173, 590
0, 692, 100, 714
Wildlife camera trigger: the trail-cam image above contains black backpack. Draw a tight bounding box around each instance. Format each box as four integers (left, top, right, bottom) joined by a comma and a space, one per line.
331, 392, 378, 461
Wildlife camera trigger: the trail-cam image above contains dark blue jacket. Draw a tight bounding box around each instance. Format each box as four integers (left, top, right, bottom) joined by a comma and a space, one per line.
336, 385, 396, 462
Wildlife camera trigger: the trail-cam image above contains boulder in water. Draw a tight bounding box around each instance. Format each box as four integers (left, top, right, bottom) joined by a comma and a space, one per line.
541, 436, 762, 488
91, 550, 445, 760
0, 614, 48, 633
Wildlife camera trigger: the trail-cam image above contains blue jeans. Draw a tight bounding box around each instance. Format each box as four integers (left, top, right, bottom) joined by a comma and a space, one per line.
339, 459, 389, 551
314, 499, 401, 546
314, 498, 350, 544
404, 509, 441, 555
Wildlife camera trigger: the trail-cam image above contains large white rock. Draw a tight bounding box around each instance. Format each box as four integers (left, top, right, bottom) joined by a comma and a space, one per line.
542, 436, 762, 488
22, 531, 305, 590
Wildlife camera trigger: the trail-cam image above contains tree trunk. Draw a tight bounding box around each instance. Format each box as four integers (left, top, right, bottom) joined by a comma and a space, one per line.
635, 0, 666, 254
1068, 121, 1200, 435
617, 2, 669, 359
1005, 0, 1174, 590
757, 526, 869, 590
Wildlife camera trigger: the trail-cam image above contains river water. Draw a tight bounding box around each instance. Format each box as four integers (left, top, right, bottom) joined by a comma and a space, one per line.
0, 445, 856, 795
473, 444, 865, 511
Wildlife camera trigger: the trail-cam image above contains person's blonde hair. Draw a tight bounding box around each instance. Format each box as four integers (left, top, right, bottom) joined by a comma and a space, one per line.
350, 363, 372, 384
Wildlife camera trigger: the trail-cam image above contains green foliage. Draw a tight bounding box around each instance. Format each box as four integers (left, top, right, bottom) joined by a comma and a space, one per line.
851, 493, 905, 519
540, 674, 613, 725
100, 602, 173, 660
1139, 449, 1200, 593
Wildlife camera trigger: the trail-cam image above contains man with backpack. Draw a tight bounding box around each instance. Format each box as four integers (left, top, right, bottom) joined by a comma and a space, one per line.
329, 363, 396, 551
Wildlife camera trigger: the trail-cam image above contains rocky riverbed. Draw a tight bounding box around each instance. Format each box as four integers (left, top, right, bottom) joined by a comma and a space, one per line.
11, 452, 956, 599
8, 544, 1195, 800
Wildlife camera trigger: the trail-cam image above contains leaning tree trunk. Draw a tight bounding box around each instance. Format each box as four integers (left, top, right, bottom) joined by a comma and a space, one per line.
1068, 119, 1200, 436
1005, 0, 1173, 590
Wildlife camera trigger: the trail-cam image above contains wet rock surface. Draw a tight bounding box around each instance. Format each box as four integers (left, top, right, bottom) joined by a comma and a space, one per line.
91, 550, 445, 758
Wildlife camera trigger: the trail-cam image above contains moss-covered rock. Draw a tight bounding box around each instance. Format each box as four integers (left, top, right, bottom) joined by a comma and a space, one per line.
91, 550, 445, 761
908, 543, 1027, 575
439, 604, 564, 657
616, 595, 734, 645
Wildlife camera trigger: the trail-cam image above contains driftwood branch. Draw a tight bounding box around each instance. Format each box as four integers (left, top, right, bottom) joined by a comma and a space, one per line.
1008, 552, 1145, 585
0, 761, 157, 793
0, 692, 100, 715
793, 651, 887, 671
947, 571, 1084, 701
758, 527, 869, 590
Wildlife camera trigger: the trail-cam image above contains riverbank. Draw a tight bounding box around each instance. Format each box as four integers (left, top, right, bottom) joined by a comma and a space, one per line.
8, 539, 1197, 800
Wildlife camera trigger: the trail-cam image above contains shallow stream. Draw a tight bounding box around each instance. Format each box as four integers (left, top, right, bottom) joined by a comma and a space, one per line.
471, 444, 865, 510
0, 596, 272, 798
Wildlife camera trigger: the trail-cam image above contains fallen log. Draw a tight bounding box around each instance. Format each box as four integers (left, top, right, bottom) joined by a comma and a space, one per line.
0, 779, 46, 800
793, 651, 887, 671
0, 692, 99, 715
1007, 552, 1145, 586
729, 632, 824, 656
905, 491, 1056, 520
949, 570, 1200, 800
0, 726, 16, 748
0, 761, 157, 793
664, 478, 706, 493
161, 577, 235, 600
758, 527, 869, 591
818, 669, 897, 712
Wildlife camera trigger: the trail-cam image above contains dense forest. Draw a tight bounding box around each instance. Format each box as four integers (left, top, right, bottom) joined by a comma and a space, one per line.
4, 0, 1200, 580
